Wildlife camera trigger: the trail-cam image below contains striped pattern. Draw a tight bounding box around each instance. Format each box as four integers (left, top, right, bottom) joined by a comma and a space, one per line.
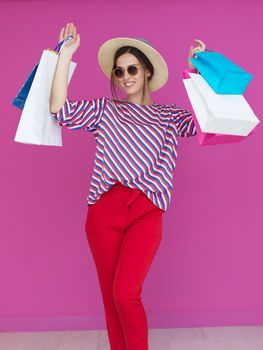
52, 97, 196, 212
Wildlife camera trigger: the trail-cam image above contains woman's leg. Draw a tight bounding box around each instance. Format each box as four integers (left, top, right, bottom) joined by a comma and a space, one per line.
85, 186, 130, 350
85, 183, 164, 350
112, 193, 163, 350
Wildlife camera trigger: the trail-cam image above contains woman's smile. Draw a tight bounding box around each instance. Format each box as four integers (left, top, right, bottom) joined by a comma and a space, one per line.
124, 81, 136, 87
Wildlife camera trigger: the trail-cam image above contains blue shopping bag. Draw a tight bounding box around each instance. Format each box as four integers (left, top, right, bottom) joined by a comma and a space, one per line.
12, 35, 73, 110
190, 50, 253, 94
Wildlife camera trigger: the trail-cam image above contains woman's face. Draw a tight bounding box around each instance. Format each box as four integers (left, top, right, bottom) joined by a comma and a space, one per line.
114, 53, 150, 97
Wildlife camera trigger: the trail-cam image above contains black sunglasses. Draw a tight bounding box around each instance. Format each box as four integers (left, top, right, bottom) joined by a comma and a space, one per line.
112, 64, 144, 78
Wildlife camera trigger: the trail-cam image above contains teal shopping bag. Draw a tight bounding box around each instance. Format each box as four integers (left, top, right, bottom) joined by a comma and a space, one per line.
190, 51, 253, 94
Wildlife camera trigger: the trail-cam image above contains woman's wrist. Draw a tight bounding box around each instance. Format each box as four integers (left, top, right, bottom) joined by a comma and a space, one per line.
59, 52, 73, 61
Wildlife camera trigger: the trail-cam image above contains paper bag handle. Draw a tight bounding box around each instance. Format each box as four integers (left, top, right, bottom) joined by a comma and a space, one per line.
54, 35, 73, 53
47, 35, 74, 55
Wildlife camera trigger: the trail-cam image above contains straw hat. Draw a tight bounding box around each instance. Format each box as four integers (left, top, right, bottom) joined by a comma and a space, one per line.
97, 37, 169, 92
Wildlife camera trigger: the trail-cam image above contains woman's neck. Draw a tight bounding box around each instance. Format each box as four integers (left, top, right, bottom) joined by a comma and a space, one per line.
125, 92, 153, 106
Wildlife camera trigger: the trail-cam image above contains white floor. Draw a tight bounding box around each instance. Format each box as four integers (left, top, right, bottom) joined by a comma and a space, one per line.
0, 326, 263, 349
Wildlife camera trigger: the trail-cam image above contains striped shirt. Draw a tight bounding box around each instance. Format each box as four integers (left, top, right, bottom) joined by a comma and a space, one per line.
51, 97, 197, 212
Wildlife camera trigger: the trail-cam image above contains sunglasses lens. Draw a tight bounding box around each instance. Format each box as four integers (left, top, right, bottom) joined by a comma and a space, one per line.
113, 65, 140, 78
128, 65, 138, 75
114, 68, 124, 78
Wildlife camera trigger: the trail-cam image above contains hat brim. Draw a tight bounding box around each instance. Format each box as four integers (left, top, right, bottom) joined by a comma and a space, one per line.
97, 37, 169, 92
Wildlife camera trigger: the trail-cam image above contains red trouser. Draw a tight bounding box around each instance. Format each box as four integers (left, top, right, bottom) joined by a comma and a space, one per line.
85, 182, 164, 350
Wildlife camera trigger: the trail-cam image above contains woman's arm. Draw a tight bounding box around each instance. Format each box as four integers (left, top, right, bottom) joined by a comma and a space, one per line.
170, 105, 197, 138
52, 96, 107, 132
50, 22, 80, 113
50, 52, 72, 113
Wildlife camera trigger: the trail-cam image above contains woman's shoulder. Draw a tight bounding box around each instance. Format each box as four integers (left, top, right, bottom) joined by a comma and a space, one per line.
93, 97, 178, 112
104, 98, 167, 109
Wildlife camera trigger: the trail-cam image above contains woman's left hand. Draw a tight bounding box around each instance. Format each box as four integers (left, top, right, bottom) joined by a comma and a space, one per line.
188, 39, 206, 70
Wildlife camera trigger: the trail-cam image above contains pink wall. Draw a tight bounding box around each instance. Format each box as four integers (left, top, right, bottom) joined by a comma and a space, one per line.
1, 0, 262, 331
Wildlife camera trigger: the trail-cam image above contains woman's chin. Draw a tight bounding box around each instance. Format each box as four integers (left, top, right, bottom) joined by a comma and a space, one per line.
123, 86, 139, 94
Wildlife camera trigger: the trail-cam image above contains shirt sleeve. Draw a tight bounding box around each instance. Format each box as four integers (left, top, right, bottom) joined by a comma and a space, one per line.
170, 104, 197, 138
51, 96, 107, 132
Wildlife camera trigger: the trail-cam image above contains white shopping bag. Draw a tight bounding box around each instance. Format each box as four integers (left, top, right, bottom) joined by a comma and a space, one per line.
183, 73, 260, 136
14, 48, 77, 146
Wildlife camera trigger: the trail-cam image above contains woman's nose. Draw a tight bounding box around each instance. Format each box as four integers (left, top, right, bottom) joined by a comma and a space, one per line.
124, 70, 131, 79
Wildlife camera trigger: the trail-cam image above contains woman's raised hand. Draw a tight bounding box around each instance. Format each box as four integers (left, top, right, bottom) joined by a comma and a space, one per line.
58, 22, 80, 57
188, 39, 206, 70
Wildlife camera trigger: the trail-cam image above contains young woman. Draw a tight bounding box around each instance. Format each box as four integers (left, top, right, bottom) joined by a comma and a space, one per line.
50, 22, 206, 350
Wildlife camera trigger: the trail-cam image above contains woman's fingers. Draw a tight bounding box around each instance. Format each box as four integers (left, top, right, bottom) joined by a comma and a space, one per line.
58, 23, 77, 44
58, 27, 65, 43
62, 23, 68, 39
69, 23, 74, 36
68, 23, 77, 43
194, 39, 206, 50
64, 23, 74, 38
188, 39, 206, 69
195, 39, 205, 45
189, 39, 206, 56
189, 46, 199, 56
73, 24, 77, 38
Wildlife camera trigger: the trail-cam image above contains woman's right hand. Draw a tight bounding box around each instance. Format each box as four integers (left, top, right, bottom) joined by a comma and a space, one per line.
58, 22, 80, 57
